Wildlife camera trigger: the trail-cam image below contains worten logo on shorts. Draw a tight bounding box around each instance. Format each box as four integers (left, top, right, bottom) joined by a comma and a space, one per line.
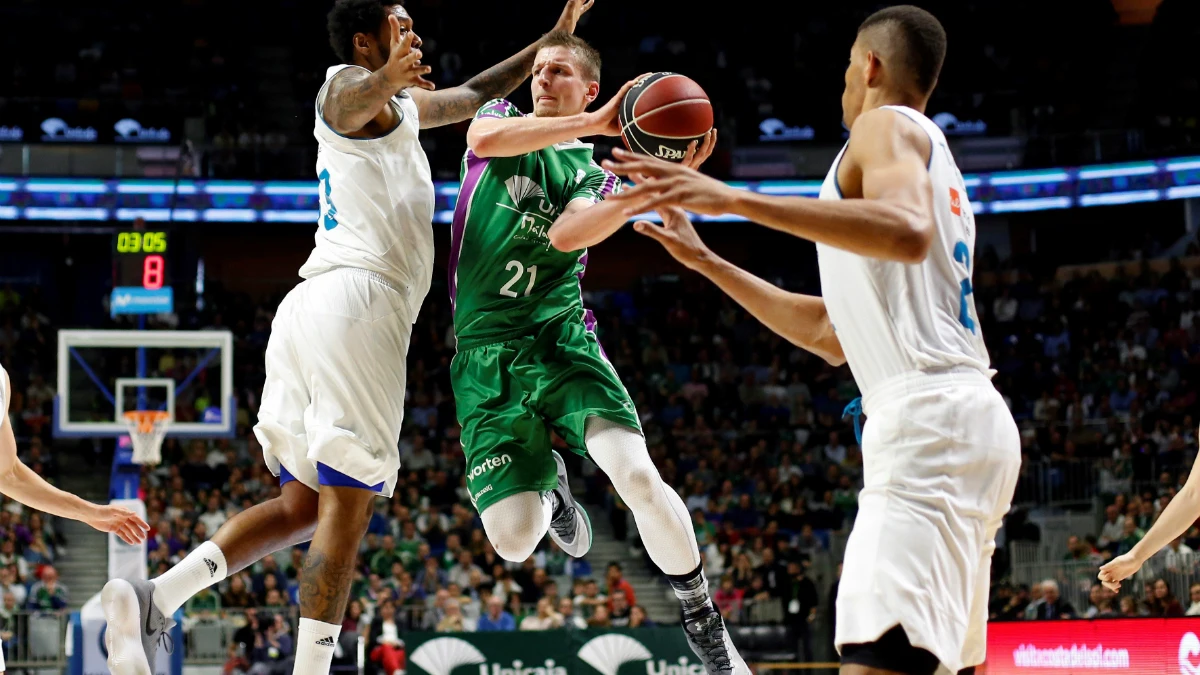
467, 455, 512, 483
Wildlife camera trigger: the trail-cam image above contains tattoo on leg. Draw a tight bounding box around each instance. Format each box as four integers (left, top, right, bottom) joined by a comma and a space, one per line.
298, 549, 355, 623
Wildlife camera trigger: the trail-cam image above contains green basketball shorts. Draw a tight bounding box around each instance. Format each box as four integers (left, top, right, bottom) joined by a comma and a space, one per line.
451, 315, 640, 514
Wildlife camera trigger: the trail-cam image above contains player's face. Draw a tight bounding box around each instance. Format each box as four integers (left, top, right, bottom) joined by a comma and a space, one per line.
532, 46, 598, 118
371, 6, 422, 68
841, 40, 869, 129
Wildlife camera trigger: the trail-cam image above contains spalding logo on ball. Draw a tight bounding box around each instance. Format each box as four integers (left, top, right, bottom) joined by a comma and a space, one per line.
618, 72, 713, 162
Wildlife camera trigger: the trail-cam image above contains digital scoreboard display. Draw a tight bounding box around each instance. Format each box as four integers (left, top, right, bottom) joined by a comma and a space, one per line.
111, 229, 174, 316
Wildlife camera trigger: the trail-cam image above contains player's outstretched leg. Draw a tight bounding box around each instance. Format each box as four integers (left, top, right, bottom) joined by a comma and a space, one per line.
478, 451, 593, 561
292, 484, 375, 675
102, 482, 319, 675
548, 449, 592, 556
585, 417, 749, 675
481, 491, 553, 562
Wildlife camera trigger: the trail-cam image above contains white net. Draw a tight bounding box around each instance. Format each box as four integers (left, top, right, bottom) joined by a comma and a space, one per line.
123, 411, 170, 466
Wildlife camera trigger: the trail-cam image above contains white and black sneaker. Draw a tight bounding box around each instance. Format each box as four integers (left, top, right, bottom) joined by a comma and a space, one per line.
101, 578, 175, 675
547, 450, 592, 557
682, 608, 751, 675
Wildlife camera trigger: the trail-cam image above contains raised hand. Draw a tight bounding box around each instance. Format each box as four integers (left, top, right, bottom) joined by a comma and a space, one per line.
603, 147, 735, 216
380, 15, 435, 93
588, 74, 651, 137
681, 129, 718, 170
86, 504, 150, 545
632, 206, 713, 271
554, 0, 596, 34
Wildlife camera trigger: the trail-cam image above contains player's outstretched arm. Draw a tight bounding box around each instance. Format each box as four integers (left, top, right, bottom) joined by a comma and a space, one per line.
469, 113, 601, 159
603, 108, 935, 264
412, 0, 594, 130
635, 207, 845, 366
548, 131, 715, 251
0, 384, 149, 545
1100, 446, 1200, 590
468, 75, 647, 159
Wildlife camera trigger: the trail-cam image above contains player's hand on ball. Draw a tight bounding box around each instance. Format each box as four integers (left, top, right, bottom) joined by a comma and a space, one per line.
589, 74, 651, 137
87, 504, 150, 545
633, 207, 712, 271
603, 148, 734, 216
681, 129, 717, 170
381, 16, 435, 93
1098, 553, 1141, 592
554, 0, 595, 34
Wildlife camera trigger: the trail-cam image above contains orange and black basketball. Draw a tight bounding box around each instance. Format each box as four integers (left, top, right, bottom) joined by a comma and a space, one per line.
618, 72, 713, 162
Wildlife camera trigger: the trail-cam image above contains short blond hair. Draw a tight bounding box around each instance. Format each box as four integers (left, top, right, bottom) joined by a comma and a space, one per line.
536, 30, 601, 82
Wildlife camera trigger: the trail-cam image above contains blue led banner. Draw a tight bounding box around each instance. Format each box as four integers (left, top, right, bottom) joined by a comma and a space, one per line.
110, 287, 174, 316
1, 156, 1198, 224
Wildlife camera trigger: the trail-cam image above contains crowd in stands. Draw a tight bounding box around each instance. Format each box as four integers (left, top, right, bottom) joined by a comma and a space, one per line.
11, 217, 1200, 667
5, 0, 1199, 179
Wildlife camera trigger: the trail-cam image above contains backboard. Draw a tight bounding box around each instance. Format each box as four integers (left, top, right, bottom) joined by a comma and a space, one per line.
54, 330, 235, 438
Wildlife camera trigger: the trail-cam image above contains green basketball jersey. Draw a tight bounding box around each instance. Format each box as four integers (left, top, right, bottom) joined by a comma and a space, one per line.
448, 99, 621, 348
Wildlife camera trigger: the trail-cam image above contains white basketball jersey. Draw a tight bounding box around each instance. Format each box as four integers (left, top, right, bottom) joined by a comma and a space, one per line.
301, 64, 436, 320
816, 105, 991, 399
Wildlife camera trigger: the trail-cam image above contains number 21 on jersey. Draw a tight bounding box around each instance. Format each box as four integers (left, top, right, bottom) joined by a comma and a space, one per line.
500, 260, 537, 297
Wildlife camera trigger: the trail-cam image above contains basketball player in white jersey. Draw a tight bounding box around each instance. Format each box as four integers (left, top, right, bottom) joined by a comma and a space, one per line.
101, 2, 595, 674
605, 6, 1019, 675
0, 364, 148, 674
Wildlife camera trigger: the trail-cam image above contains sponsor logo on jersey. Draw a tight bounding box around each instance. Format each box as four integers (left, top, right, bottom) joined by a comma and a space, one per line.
501, 176, 560, 246
655, 145, 685, 161
467, 455, 511, 483
949, 187, 962, 216
505, 176, 545, 208
473, 484, 494, 502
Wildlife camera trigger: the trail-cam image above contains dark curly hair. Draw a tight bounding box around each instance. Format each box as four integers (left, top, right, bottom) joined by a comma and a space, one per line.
327, 0, 401, 64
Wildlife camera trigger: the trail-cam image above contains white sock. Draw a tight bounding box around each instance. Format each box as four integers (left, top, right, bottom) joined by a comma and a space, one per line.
585, 416, 700, 574
151, 541, 228, 616
295, 618, 341, 675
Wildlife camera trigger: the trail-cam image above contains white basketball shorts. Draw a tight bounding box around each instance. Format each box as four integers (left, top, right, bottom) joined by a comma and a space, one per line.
255, 268, 412, 498
835, 366, 1020, 674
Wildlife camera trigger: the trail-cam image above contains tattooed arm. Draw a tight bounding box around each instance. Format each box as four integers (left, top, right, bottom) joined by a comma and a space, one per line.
321, 68, 402, 136
321, 18, 434, 136
409, 48, 539, 130
410, 0, 594, 129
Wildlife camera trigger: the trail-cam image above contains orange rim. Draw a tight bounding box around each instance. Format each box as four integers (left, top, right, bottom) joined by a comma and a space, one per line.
122, 410, 171, 434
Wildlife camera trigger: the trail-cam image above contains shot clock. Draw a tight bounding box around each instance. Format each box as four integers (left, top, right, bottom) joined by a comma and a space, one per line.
111, 229, 174, 316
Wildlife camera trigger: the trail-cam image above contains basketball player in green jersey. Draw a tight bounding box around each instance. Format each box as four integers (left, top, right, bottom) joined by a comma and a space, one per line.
448, 31, 745, 673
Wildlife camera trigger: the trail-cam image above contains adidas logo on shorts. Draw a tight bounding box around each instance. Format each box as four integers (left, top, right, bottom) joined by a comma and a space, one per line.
467, 455, 511, 482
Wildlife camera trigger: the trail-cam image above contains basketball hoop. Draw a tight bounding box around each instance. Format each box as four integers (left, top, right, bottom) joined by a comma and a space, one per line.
122, 411, 171, 466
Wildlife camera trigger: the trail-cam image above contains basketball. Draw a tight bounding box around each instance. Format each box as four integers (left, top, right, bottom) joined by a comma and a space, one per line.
618, 72, 713, 162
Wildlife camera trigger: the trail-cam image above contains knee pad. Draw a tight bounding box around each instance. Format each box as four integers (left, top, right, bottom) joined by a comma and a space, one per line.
481, 492, 549, 562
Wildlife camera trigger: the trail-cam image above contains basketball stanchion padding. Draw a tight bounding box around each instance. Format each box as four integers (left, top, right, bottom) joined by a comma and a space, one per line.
123, 410, 171, 466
